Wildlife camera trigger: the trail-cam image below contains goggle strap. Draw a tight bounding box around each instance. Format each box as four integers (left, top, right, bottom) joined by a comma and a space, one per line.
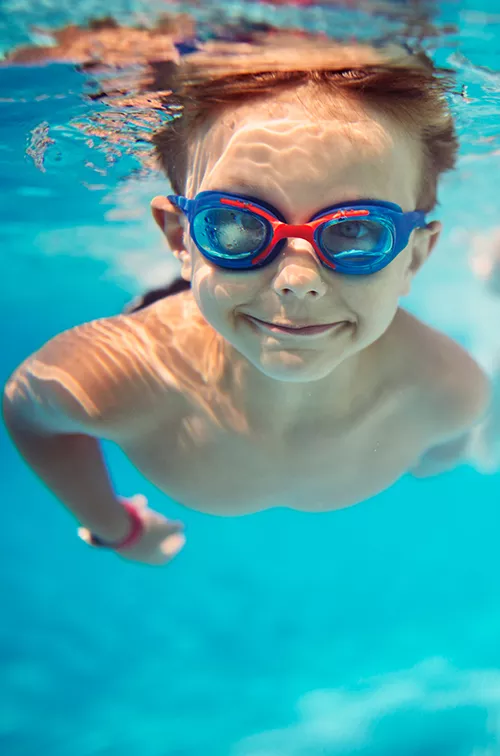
168, 195, 191, 217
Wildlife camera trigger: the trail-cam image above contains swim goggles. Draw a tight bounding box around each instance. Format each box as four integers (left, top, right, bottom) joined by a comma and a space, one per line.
167, 190, 427, 276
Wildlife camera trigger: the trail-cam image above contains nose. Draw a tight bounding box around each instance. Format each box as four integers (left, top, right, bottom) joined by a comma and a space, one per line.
271, 241, 327, 300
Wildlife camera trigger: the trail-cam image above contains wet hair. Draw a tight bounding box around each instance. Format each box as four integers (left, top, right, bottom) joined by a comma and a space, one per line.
153, 36, 459, 213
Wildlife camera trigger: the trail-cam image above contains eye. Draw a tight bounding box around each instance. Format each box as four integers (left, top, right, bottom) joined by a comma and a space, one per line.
319, 218, 389, 256
335, 221, 368, 239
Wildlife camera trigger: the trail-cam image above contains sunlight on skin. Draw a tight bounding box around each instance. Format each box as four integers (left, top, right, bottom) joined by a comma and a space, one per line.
4, 79, 446, 494
6, 89, 435, 451
8, 90, 434, 442
5, 296, 252, 444
5, 45, 495, 522
188, 100, 420, 215
180, 94, 430, 415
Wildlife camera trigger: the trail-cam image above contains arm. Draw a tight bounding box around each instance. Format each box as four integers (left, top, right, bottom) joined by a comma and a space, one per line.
410, 354, 492, 479
2, 320, 184, 564
466, 363, 500, 473
468, 234, 500, 465
411, 432, 472, 478
3, 387, 133, 543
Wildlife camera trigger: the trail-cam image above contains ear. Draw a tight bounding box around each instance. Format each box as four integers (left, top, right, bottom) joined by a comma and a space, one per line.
150, 195, 192, 281
402, 220, 442, 294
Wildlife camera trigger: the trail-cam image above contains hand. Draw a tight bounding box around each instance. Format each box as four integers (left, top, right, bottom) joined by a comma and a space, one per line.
78, 494, 185, 566
469, 228, 500, 295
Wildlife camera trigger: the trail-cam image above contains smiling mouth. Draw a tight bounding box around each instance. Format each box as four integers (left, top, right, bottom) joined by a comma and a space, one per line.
245, 315, 348, 336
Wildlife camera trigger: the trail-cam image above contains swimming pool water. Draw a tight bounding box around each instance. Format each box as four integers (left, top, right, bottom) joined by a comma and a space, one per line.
1, 1, 500, 754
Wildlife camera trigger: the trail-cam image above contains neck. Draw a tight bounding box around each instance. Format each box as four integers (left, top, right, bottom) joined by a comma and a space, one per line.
219, 339, 374, 435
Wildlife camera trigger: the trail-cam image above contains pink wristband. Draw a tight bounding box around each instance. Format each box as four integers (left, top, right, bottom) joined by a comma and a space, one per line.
88, 500, 144, 550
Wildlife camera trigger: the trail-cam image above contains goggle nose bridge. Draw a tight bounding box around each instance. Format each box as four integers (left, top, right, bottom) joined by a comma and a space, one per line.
253, 219, 334, 267
270, 221, 318, 246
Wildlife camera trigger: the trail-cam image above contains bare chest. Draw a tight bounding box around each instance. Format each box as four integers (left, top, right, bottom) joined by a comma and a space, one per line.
122, 405, 425, 515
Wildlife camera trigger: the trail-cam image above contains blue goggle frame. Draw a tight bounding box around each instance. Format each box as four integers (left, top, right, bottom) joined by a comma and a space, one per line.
168, 190, 427, 275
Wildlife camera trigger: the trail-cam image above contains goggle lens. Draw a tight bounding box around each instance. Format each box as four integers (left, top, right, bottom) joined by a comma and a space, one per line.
189, 200, 402, 272
193, 207, 268, 260
317, 217, 394, 268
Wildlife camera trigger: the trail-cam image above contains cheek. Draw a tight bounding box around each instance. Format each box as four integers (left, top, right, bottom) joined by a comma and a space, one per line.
190, 256, 259, 324
343, 264, 405, 324
191, 264, 229, 322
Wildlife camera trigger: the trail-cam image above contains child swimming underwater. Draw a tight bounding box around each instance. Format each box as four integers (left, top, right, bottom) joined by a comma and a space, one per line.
3, 37, 496, 565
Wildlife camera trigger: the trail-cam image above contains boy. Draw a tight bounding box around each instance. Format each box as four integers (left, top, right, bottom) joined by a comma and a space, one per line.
2, 38, 495, 566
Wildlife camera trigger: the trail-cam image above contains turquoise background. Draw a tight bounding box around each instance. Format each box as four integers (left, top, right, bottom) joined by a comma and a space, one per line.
1, 1, 500, 753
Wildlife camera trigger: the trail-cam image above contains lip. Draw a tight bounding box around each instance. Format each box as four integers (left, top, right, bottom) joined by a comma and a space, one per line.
245, 314, 348, 336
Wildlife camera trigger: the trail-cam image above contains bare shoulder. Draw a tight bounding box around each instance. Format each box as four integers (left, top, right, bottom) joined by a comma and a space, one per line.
393, 309, 490, 439
5, 291, 211, 439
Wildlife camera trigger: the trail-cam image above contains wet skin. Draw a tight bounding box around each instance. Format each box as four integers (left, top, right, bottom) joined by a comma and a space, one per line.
4, 91, 490, 521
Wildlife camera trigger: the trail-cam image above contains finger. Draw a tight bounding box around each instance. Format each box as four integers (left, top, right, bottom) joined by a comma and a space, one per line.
160, 532, 186, 559
77, 527, 93, 545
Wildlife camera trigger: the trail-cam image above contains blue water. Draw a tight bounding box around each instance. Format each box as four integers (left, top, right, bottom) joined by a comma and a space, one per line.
2, 1, 500, 754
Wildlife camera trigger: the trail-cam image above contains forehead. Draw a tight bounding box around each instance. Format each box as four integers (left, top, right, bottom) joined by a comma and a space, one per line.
187, 94, 421, 215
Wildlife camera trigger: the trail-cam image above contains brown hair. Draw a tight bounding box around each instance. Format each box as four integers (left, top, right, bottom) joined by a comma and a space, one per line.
153, 35, 459, 212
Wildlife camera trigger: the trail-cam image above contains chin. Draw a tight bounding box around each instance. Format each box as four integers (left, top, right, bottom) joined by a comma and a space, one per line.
256, 351, 340, 383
